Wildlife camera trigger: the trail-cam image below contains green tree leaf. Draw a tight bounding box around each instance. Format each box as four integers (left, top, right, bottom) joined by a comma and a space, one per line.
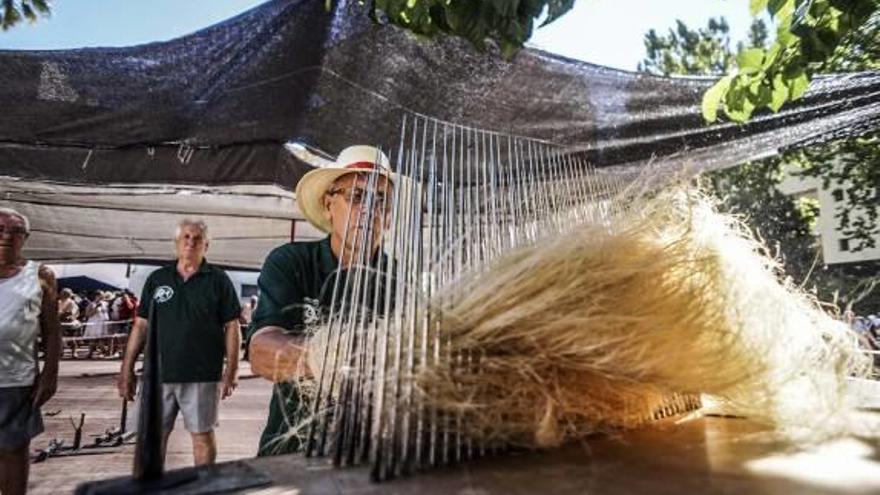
750, 0, 770, 16
788, 71, 810, 99
737, 47, 766, 73
702, 75, 734, 122
768, 0, 795, 17
769, 74, 790, 111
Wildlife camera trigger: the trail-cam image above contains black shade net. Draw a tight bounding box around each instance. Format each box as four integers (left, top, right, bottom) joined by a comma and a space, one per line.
1, 0, 878, 267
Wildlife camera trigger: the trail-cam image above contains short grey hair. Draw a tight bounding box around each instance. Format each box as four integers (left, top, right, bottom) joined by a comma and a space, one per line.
174, 218, 210, 243
0, 207, 30, 233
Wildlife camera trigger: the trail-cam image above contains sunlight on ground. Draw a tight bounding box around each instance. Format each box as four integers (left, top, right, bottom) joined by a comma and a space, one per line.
745, 438, 880, 491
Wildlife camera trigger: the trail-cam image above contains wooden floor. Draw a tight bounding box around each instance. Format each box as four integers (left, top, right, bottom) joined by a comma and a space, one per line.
29, 359, 274, 494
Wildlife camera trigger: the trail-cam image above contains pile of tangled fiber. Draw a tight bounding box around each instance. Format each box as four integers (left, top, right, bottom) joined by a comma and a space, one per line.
306, 186, 872, 449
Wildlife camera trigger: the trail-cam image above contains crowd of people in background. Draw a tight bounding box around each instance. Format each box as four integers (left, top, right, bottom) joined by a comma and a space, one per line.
56, 288, 138, 337
846, 311, 880, 371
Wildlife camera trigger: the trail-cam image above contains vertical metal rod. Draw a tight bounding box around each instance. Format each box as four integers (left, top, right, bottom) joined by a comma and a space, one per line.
486, 131, 502, 258
454, 124, 465, 464
504, 135, 519, 249
385, 115, 418, 479
423, 119, 439, 469
410, 116, 430, 472
306, 148, 360, 457
441, 122, 456, 466
396, 114, 424, 477
339, 161, 384, 466
463, 126, 476, 463
314, 166, 363, 458
330, 170, 373, 465
370, 116, 409, 481
359, 160, 393, 465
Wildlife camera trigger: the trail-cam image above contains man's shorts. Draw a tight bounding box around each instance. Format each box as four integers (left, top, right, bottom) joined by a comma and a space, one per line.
0, 386, 44, 450
132, 382, 220, 434
161, 382, 220, 434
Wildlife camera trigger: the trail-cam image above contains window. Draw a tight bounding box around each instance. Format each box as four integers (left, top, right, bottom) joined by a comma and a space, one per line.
241, 284, 259, 298
838, 238, 850, 252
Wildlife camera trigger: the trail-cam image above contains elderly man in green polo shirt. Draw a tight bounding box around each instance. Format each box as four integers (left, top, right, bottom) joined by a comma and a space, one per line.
117, 219, 241, 466
248, 145, 394, 456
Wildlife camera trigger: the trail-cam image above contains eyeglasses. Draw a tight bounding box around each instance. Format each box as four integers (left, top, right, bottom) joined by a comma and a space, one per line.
0, 225, 29, 236
328, 187, 391, 212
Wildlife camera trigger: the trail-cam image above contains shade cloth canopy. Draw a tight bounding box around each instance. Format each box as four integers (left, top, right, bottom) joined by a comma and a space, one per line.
1, 0, 878, 268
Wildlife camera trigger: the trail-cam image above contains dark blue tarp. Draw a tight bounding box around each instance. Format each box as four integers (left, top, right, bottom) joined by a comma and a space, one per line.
58, 275, 121, 293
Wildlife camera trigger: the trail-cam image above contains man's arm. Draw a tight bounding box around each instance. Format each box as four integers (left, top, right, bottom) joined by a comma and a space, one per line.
220, 319, 241, 399
33, 265, 61, 408
248, 326, 311, 383
117, 317, 147, 400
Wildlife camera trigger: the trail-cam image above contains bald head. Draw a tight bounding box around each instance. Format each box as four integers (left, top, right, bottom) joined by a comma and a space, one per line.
0, 207, 29, 234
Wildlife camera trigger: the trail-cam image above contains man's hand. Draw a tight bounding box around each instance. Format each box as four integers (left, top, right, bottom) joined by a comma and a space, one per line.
31, 371, 58, 408
249, 327, 310, 383
117, 370, 137, 401
220, 370, 238, 400
117, 318, 147, 401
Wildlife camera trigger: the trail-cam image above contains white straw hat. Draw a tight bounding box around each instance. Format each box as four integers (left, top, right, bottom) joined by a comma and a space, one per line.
295, 145, 394, 233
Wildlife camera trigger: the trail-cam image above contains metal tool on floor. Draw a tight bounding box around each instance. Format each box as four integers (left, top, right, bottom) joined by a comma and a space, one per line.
31, 413, 114, 462
91, 400, 130, 447
31, 399, 137, 463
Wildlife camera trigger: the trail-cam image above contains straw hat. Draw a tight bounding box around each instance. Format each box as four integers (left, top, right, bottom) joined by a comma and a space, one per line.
295, 145, 394, 233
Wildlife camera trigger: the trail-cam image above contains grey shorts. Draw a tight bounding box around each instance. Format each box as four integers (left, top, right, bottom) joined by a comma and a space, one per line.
162, 382, 220, 434
0, 386, 44, 450
133, 382, 220, 434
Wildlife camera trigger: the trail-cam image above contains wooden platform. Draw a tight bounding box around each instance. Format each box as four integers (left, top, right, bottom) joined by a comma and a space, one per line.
42, 360, 880, 495
76, 414, 880, 495
219, 415, 878, 494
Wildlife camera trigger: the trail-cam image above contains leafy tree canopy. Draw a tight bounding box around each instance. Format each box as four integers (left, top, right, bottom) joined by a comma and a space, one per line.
360, 0, 574, 57
702, 0, 880, 123
640, 16, 879, 314
1, 0, 50, 31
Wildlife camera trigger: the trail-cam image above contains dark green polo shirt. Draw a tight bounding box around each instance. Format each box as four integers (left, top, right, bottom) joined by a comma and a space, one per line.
250, 237, 392, 456
138, 260, 241, 383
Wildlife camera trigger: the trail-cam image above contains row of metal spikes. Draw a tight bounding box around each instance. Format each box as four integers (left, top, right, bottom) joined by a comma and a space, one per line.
301, 113, 631, 480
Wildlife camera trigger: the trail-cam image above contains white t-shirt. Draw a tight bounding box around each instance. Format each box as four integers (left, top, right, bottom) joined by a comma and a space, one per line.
0, 261, 42, 387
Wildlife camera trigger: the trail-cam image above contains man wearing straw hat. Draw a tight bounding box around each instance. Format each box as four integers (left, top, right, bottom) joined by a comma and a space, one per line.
249, 145, 395, 456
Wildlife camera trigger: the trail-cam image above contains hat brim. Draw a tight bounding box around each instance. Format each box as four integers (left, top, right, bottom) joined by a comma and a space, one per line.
295, 168, 397, 233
